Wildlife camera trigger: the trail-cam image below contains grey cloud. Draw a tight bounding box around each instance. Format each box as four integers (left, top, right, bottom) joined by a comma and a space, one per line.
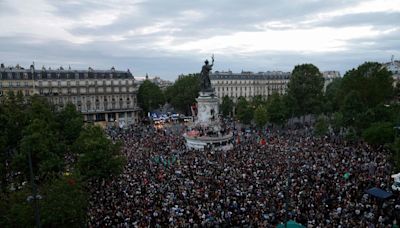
1, 0, 398, 80
65, 0, 365, 38
316, 12, 400, 28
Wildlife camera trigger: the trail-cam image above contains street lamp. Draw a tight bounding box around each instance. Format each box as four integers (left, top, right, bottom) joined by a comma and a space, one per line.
27, 151, 41, 228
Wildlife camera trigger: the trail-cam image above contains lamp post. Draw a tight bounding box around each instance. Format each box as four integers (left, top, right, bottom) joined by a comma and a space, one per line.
27, 151, 41, 228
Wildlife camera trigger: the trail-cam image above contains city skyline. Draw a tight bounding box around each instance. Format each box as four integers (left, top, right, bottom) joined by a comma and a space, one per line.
0, 0, 399, 80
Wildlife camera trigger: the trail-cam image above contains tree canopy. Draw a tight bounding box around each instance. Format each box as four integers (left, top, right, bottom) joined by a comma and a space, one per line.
339, 62, 393, 109
266, 93, 288, 126
165, 74, 200, 115
0, 94, 125, 227
254, 105, 268, 128
220, 95, 234, 117
286, 64, 324, 117
74, 125, 125, 180
137, 80, 165, 114
235, 97, 253, 125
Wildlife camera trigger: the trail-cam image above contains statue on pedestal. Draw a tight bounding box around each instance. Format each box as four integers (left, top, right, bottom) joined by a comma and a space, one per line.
199, 55, 214, 92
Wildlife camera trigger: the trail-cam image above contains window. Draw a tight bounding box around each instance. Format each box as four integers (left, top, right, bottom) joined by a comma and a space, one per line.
95, 113, 105, 121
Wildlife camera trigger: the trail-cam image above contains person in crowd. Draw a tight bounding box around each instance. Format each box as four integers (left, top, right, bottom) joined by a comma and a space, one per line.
88, 122, 400, 227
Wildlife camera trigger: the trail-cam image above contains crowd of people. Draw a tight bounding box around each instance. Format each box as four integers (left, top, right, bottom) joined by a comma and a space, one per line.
87, 123, 400, 227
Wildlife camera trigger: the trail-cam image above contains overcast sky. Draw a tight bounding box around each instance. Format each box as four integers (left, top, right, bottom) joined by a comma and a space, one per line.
0, 0, 399, 80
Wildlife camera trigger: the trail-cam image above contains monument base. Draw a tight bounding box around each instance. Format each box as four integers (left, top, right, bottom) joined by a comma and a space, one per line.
184, 132, 234, 151
195, 91, 219, 126
184, 91, 234, 151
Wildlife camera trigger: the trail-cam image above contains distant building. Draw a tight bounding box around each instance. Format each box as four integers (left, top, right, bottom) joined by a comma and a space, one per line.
210, 70, 339, 102
136, 74, 173, 91
0, 63, 140, 126
383, 56, 400, 87
322, 71, 341, 91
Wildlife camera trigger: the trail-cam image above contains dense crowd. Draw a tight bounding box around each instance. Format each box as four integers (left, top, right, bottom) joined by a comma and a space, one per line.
87, 123, 400, 227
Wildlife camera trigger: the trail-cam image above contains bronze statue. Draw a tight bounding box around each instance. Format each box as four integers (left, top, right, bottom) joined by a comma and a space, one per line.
200, 55, 214, 92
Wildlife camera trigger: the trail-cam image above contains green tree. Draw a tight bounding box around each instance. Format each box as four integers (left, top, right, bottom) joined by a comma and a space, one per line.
254, 105, 268, 128
323, 78, 342, 114
2, 91, 28, 152
220, 95, 234, 117
137, 80, 165, 114
362, 122, 395, 147
393, 137, 400, 171
345, 127, 358, 142
75, 125, 125, 180
0, 105, 9, 191
394, 83, 400, 101
266, 93, 288, 126
314, 115, 328, 136
27, 95, 56, 124
251, 95, 266, 108
0, 187, 34, 227
13, 118, 64, 179
339, 62, 393, 109
236, 97, 253, 125
286, 64, 324, 119
165, 74, 200, 115
57, 103, 83, 145
341, 90, 364, 128
330, 112, 344, 134
40, 176, 87, 227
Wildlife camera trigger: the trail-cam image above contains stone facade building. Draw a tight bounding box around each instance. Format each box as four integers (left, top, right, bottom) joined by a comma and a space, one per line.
210, 70, 291, 102
383, 57, 400, 87
210, 70, 341, 102
322, 71, 341, 91
0, 63, 140, 126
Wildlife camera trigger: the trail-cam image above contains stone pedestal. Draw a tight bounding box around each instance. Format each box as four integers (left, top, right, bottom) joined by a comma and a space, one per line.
195, 91, 219, 126
184, 90, 234, 151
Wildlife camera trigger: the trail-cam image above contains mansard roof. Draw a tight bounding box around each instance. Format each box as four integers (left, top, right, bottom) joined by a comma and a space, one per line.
0, 66, 134, 80
210, 71, 291, 80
